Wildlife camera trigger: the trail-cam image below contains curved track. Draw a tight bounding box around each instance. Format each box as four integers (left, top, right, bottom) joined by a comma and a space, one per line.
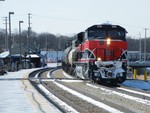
29, 67, 150, 113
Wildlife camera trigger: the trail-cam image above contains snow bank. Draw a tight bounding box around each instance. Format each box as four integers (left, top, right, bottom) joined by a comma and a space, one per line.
122, 80, 150, 91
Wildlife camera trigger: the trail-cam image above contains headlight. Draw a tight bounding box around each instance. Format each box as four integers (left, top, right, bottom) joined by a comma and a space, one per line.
97, 57, 101, 61
107, 38, 111, 45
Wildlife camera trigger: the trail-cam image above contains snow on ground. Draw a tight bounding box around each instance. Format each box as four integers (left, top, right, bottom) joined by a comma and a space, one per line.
1, 63, 149, 113
0, 69, 37, 113
54, 81, 123, 113
38, 84, 78, 113
122, 80, 150, 92
87, 83, 150, 105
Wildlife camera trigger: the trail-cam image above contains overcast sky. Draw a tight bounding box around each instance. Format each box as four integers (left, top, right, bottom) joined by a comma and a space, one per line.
0, 0, 150, 37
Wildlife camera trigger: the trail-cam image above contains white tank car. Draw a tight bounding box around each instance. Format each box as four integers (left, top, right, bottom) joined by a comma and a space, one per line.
68, 48, 78, 65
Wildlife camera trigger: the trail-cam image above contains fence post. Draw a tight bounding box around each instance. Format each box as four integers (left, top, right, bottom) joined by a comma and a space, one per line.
133, 69, 137, 79
144, 70, 147, 81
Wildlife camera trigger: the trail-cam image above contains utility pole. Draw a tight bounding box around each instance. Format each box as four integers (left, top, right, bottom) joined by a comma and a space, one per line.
27, 13, 31, 47
57, 38, 60, 66
144, 28, 148, 61
3, 17, 8, 51
45, 35, 48, 64
5, 17, 8, 51
9, 12, 14, 71
19, 21, 23, 67
138, 32, 141, 61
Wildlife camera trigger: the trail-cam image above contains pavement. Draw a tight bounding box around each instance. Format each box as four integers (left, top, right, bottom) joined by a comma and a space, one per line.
0, 67, 61, 113
0, 69, 35, 113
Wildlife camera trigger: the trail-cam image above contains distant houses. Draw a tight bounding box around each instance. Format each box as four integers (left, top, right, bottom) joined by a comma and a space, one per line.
0, 45, 43, 71
0, 44, 64, 71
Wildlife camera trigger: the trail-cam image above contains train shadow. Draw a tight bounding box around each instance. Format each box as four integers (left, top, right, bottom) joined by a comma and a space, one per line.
95, 81, 121, 88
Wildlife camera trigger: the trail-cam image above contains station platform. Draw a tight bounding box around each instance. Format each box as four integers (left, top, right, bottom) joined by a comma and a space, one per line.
0, 67, 61, 113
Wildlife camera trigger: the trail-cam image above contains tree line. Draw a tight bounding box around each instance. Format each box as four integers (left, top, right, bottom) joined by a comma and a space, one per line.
0, 29, 150, 53
0, 29, 74, 53
127, 37, 150, 52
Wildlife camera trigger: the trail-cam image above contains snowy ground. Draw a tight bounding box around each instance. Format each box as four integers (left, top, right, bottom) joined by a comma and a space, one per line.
0, 63, 149, 113
122, 80, 150, 92
0, 69, 37, 113
0, 62, 62, 113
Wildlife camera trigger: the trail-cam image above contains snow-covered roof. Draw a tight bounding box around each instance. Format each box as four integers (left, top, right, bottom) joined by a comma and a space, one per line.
0, 52, 40, 58
26, 54, 40, 58
0, 51, 9, 58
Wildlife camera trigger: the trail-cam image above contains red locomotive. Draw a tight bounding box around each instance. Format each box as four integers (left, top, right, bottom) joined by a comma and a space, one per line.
62, 24, 127, 84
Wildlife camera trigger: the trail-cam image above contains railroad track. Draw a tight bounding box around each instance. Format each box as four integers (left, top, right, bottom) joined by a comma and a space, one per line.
29, 67, 150, 113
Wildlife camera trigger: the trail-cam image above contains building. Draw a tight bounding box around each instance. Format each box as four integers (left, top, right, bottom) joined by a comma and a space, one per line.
41, 50, 63, 63
0, 45, 43, 71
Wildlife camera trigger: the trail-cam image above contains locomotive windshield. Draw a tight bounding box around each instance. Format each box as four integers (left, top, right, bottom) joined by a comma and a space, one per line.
87, 24, 127, 41
88, 29, 126, 41
88, 30, 106, 38
108, 30, 125, 40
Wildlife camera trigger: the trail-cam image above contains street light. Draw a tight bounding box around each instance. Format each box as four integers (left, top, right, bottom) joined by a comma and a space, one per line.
138, 32, 141, 61
9, 12, 14, 71
144, 28, 148, 61
19, 21, 23, 68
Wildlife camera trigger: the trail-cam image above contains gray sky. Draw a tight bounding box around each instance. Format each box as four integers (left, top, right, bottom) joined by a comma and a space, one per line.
0, 0, 150, 37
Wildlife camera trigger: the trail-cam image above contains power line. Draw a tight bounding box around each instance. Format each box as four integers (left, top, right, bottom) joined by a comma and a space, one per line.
32, 14, 99, 23
110, 21, 150, 30
32, 14, 150, 30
